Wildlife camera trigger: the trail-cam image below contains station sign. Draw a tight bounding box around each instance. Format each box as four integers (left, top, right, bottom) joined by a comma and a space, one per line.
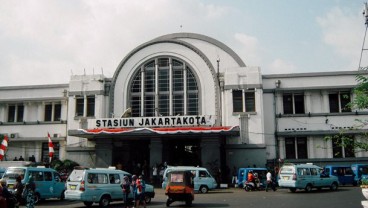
88, 115, 216, 129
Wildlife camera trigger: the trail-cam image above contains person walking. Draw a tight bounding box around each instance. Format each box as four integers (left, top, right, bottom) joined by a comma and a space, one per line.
121, 176, 131, 208
138, 175, 146, 208
24, 176, 36, 208
265, 170, 276, 192
14, 175, 24, 206
232, 166, 238, 187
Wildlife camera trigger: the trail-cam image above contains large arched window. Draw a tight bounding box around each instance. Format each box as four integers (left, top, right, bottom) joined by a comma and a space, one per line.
129, 57, 199, 117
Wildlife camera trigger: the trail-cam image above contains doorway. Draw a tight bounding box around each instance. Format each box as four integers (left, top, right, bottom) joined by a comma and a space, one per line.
162, 139, 201, 166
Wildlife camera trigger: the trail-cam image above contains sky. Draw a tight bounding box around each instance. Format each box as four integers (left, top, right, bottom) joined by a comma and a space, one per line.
0, 0, 367, 86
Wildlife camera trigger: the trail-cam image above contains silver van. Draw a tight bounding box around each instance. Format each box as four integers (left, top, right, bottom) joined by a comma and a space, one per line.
65, 167, 154, 207
162, 166, 217, 193
278, 163, 339, 192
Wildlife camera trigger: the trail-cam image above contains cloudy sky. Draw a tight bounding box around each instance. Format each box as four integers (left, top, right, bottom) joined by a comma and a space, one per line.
0, 0, 366, 86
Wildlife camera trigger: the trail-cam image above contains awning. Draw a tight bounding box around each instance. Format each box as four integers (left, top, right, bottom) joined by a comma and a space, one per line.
68, 126, 239, 139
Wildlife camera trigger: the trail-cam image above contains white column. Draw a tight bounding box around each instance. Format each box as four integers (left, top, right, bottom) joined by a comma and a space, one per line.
321, 90, 330, 113
278, 137, 285, 159
305, 92, 312, 113
308, 137, 314, 158
155, 59, 159, 116
169, 58, 173, 116
141, 66, 145, 117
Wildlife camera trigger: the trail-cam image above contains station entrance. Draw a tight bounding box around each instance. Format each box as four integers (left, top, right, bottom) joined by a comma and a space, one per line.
162, 139, 201, 167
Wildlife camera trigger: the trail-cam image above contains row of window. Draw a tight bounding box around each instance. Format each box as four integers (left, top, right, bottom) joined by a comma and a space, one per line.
4, 95, 97, 123
7, 103, 62, 123
284, 136, 354, 159
281, 92, 351, 115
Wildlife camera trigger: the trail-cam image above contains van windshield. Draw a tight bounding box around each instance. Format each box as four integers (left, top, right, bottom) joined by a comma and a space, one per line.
3, 168, 25, 180
280, 167, 295, 174
68, 169, 85, 182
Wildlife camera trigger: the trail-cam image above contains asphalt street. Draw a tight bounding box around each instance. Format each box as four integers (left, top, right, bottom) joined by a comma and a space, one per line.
18, 186, 366, 208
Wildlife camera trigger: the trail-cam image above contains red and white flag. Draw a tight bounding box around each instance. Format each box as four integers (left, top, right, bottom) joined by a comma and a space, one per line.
48, 132, 54, 162
0, 135, 9, 161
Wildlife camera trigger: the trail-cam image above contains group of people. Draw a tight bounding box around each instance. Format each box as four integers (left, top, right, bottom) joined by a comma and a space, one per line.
121, 174, 147, 208
0, 175, 36, 208
246, 170, 276, 192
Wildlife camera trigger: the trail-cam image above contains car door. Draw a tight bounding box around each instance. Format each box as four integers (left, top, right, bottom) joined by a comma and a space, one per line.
52, 172, 65, 198
30, 170, 50, 198
109, 173, 122, 200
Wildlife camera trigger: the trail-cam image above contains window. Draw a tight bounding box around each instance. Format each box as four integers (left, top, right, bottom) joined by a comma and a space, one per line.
329, 92, 351, 113
41, 142, 59, 163
285, 137, 308, 159
44, 171, 52, 181
283, 93, 304, 114
87, 173, 108, 184
7, 104, 24, 122
129, 57, 199, 117
30, 171, 44, 181
109, 174, 120, 184
332, 136, 355, 158
75, 96, 95, 117
232, 89, 256, 113
44, 103, 62, 121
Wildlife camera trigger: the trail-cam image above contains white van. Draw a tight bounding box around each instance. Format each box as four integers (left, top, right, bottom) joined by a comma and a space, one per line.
64, 167, 155, 207
278, 163, 339, 192
162, 166, 217, 193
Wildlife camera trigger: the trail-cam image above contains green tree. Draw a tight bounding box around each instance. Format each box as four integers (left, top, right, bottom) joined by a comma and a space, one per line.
326, 74, 368, 152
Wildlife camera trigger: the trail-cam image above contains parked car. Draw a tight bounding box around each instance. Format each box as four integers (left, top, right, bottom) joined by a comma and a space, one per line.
351, 164, 368, 184
2, 166, 65, 203
278, 163, 339, 192
324, 165, 356, 186
0, 167, 5, 178
162, 166, 217, 193
65, 167, 155, 207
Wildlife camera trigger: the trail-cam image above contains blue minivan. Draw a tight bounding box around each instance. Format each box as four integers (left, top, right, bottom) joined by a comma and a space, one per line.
237, 168, 268, 187
324, 165, 356, 186
351, 164, 368, 184
2, 166, 65, 203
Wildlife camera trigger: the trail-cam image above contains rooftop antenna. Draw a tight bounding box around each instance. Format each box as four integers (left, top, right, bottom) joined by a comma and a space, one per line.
359, 2, 368, 70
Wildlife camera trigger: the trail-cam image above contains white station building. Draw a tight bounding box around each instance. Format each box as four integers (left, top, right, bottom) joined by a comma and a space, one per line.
1, 33, 368, 177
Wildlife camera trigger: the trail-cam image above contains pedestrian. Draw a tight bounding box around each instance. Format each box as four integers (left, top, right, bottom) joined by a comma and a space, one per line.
13, 157, 18, 161
24, 176, 36, 208
138, 175, 146, 208
18, 156, 24, 161
232, 166, 238, 187
1, 179, 15, 208
152, 164, 158, 186
14, 175, 24, 206
121, 176, 131, 208
0, 182, 7, 208
131, 175, 140, 208
265, 170, 276, 192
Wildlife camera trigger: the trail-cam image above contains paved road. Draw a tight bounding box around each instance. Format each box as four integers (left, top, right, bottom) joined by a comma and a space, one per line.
19, 186, 366, 208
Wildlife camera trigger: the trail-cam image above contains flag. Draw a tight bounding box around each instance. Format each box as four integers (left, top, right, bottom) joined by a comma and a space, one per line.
0, 135, 9, 161
48, 132, 54, 162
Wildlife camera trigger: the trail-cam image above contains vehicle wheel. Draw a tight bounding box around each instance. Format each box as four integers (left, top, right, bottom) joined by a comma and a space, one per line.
166, 198, 171, 207
145, 195, 152, 204
99, 195, 110, 207
34, 193, 41, 204
289, 188, 296, 193
244, 186, 251, 192
330, 182, 338, 191
186, 199, 192, 206
60, 190, 65, 200
353, 181, 358, 186
305, 184, 312, 192
83, 201, 93, 207
200, 185, 209, 193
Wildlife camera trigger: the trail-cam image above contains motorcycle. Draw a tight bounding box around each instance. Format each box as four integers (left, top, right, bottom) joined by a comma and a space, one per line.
243, 180, 263, 191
